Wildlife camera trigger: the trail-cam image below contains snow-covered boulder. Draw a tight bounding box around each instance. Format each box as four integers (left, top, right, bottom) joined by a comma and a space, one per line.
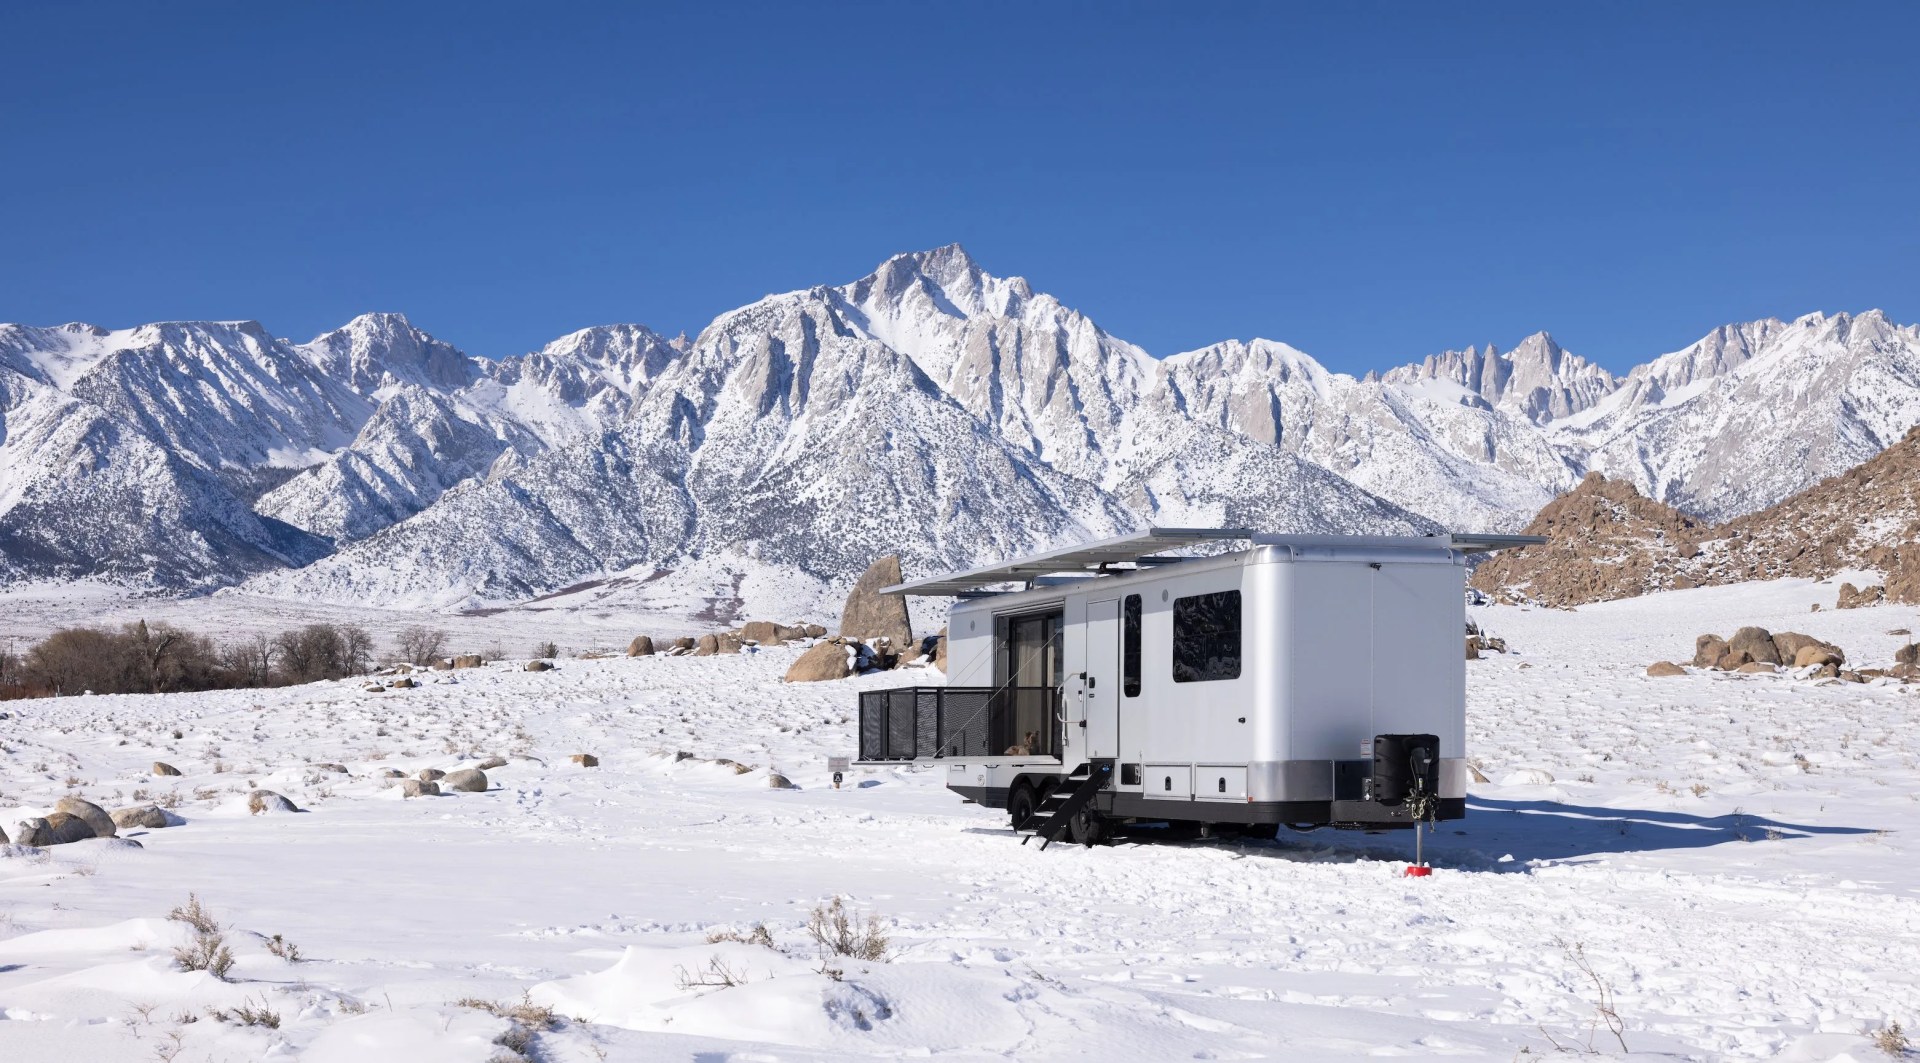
55, 796, 116, 839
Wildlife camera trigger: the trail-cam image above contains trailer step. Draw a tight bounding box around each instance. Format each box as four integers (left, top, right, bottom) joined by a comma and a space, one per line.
1021, 760, 1114, 849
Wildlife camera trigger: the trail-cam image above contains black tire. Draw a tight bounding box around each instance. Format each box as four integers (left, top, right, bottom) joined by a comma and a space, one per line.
1068, 806, 1107, 846
1239, 822, 1281, 841
1008, 784, 1038, 831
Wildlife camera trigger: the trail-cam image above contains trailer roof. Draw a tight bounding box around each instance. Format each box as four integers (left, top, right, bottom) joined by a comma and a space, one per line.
884, 529, 1548, 597
881, 527, 1252, 597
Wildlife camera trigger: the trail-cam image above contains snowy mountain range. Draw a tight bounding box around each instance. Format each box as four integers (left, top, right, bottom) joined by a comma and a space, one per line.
4, 244, 1918, 616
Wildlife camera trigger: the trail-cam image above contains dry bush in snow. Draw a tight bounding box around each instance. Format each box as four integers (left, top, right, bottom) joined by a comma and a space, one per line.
806, 896, 890, 962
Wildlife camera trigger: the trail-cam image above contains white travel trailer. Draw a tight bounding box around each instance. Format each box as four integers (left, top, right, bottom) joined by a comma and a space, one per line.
854, 528, 1541, 847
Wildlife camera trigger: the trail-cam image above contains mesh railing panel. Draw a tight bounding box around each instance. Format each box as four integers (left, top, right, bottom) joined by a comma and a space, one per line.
854, 686, 1059, 761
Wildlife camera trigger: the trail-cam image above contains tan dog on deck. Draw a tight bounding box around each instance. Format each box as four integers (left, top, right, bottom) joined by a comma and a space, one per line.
1004, 730, 1040, 756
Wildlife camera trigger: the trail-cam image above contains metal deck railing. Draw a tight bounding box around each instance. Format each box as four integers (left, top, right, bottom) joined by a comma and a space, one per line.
856, 686, 1063, 761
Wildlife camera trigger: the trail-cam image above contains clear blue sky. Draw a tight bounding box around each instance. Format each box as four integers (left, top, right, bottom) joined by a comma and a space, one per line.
3, 2, 1915, 375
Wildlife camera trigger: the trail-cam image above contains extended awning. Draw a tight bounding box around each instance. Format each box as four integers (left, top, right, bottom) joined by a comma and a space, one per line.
1446, 533, 1548, 554
881, 527, 1252, 597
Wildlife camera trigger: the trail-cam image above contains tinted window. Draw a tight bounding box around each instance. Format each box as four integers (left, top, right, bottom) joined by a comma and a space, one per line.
1172, 590, 1240, 683
1123, 594, 1142, 697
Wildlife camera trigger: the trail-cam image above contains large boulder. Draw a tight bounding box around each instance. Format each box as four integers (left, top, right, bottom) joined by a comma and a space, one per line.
249, 790, 300, 814
1692, 635, 1728, 668
476, 756, 508, 770
443, 768, 488, 793
1773, 632, 1844, 666
740, 621, 783, 645
1895, 643, 1919, 666
525, 660, 553, 672
55, 796, 116, 839
627, 635, 655, 657
451, 654, 484, 669
571, 753, 599, 767
785, 640, 853, 683
1465, 637, 1480, 661
1792, 644, 1843, 669
418, 768, 446, 782
1836, 583, 1885, 610
715, 632, 745, 655
668, 637, 696, 654
839, 555, 913, 648
692, 634, 719, 657
1726, 627, 1780, 665
1646, 661, 1687, 677
112, 805, 172, 830
400, 779, 439, 798
151, 761, 182, 777
41, 813, 98, 845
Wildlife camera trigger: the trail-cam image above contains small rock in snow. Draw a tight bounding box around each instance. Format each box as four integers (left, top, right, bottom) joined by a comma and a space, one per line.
443, 768, 488, 793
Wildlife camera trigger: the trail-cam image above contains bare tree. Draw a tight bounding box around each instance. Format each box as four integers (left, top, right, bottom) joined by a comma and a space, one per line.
396, 625, 448, 666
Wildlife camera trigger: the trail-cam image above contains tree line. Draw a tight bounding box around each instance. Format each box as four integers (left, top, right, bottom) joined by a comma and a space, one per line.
0, 622, 456, 699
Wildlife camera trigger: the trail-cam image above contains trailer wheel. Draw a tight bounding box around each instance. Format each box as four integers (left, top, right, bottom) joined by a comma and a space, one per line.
1007, 783, 1038, 831
1068, 806, 1108, 846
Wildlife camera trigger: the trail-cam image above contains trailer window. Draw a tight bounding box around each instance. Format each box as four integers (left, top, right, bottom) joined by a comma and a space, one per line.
1123, 594, 1142, 697
1172, 590, 1240, 683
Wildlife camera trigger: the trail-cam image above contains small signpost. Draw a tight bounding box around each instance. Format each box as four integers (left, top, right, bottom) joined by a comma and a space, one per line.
828, 755, 850, 789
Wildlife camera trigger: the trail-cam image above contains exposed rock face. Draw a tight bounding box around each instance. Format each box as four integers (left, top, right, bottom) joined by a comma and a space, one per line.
1727, 627, 1781, 665
740, 621, 783, 644
248, 790, 299, 814
784, 641, 853, 683
1896, 643, 1919, 666
1773, 632, 1844, 666
571, 753, 599, 767
442, 768, 488, 792
1693, 635, 1729, 668
151, 761, 182, 776
36, 813, 98, 845
627, 635, 655, 657
1474, 424, 1920, 607
1465, 638, 1480, 661
839, 555, 913, 648
668, 637, 696, 654
1647, 661, 1687, 677
112, 805, 171, 829
55, 796, 116, 839
1837, 583, 1885, 609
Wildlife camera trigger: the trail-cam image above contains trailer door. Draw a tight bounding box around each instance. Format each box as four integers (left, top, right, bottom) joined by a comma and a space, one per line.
1084, 598, 1121, 758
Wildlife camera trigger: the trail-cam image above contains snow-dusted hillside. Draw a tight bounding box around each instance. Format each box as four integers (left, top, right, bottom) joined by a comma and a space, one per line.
3, 245, 1919, 616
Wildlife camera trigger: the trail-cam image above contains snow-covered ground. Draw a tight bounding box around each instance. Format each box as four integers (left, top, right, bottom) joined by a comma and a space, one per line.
2, 577, 1917, 1061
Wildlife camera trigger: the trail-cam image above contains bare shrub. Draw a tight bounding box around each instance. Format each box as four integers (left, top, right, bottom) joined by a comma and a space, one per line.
397, 626, 448, 666
173, 931, 235, 981
209, 997, 280, 1028
1875, 1021, 1910, 1057
265, 933, 302, 963
1546, 938, 1628, 1054
673, 955, 749, 990
532, 641, 559, 660
169, 894, 219, 934
455, 995, 557, 1056
805, 897, 890, 962
705, 923, 775, 948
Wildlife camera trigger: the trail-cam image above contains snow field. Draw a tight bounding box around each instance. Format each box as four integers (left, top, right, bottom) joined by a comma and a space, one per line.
0, 577, 1917, 1060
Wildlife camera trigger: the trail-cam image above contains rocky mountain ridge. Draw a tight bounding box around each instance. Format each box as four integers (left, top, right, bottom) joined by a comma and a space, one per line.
1471, 424, 1920, 607
4, 244, 1919, 616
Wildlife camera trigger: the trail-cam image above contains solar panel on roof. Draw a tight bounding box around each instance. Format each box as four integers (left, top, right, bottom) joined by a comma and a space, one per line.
881, 528, 1253, 597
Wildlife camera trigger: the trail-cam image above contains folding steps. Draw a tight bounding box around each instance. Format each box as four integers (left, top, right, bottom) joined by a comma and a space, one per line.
1021, 759, 1115, 849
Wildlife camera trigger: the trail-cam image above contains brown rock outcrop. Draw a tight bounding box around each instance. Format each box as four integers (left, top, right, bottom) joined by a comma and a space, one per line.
839, 555, 913, 647
1472, 425, 1920, 607
627, 636, 655, 657
785, 640, 853, 683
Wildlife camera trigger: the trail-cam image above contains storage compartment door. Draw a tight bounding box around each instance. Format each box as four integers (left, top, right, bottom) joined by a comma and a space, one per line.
1195, 765, 1248, 802
1145, 764, 1192, 798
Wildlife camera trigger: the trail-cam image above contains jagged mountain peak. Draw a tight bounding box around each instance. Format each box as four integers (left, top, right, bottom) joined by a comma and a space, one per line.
303, 312, 477, 396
